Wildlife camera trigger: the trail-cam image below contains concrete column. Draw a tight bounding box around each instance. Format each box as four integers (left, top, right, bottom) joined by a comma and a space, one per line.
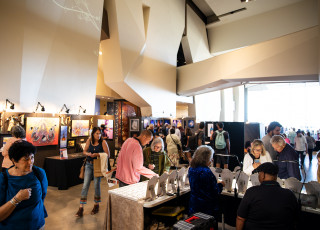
188, 97, 196, 117
244, 86, 248, 122
233, 87, 240, 122
220, 90, 225, 121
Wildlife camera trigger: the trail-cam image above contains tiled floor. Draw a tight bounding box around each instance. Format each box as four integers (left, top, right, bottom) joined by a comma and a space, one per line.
43, 151, 319, 230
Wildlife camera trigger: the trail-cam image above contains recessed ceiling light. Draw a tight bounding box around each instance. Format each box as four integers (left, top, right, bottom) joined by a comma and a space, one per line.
102, 97, 104, 99
99, 51, 102, 55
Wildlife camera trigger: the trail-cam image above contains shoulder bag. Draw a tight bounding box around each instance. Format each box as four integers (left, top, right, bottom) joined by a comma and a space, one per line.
79, 158, 86, 179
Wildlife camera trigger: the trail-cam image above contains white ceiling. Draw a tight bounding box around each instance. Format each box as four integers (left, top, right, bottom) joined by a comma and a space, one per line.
202, 0, 304, 28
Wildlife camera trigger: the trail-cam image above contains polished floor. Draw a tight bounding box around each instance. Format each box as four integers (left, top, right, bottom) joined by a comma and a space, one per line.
43, 151, 319, 230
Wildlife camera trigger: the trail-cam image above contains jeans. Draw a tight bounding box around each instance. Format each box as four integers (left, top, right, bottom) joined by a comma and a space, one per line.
296, 151, 305, 168
80, 163, 101, 204
308, 149, 314, 162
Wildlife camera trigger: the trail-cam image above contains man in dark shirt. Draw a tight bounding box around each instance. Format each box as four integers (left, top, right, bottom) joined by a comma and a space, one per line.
236, 162, 299, 230
270, 135, 301, 181
210, 122, 230, 169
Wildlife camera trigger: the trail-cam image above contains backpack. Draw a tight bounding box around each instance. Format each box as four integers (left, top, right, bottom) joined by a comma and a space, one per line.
215, 130, 226, 149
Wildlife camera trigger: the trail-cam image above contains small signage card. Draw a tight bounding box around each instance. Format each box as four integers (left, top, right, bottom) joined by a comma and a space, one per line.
60, 148, 68, 159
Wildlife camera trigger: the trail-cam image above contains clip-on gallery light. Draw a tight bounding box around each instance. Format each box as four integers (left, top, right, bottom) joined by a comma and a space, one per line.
59, 104, 70, 114
6, 99, 15, 110
34, 102, 45, 112
78, 106, 86, 114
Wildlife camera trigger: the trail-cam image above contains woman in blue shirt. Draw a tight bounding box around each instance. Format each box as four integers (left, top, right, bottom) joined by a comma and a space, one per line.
0, 140, 48, 230
188, 145, 225, 219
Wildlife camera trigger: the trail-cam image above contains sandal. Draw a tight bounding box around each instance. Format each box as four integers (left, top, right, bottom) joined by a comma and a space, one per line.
75, 207, 84, 217
91, 204, 99, 215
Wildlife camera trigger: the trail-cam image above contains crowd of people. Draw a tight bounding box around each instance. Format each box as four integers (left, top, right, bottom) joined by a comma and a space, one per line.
1, 120, 320, 229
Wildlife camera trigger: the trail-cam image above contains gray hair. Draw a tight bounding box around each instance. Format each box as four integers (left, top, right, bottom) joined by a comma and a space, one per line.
151, 137, 164, 152
11, 125, 26, 138
190, 145, 214, 168
270, 135, 286, 147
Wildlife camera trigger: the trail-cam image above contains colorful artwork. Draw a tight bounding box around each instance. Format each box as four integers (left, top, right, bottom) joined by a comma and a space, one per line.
60, 126, 68, 148
143, 119, 149, 129
164, 119, 171, 125
1, 136, 11, 148
67, 139, 76, 148
26, 117, 59, 146
71, 120, 89, 137
150, 120, 155, 125
172, 120, 182, 127
97, 119, 114, 140
130, 119, 139, 131
207, 123, 214, 137
188, 120, 195, 128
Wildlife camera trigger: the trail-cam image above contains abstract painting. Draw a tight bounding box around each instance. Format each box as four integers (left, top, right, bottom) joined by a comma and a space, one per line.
60, 126, 68, 148
188, 120, 195, 128
97, 119, 114, 140
71, 120, 89, 137
26, 117, 59, 146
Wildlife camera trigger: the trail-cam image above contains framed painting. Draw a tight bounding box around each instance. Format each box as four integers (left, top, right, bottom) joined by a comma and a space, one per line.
173, 120, 182, 127
188, 120, 195, 128
206, 122, 214, 138
130, 119, 139, 132
71, 120, 89, 137
60, 126, 68, 148
97, 119, 114, 140
67, 139, 76, 148
164, 119, 171, 125
26, 117, 59, 146
143, 119, 149, 129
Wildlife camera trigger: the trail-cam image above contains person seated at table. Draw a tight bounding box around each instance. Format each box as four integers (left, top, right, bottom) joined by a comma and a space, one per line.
1, 125, 26, 173
236, 162, 299, 230
0, 140, 48, 230
188, 145, 225, 220
243, 139, 272, 176
75, 127, 110, 217
141, 137, 170, 181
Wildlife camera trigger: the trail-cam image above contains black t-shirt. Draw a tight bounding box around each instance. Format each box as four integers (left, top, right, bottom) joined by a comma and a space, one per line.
197, 130, 205, 145
211, 130, 229, 151
237, 181, 299, 230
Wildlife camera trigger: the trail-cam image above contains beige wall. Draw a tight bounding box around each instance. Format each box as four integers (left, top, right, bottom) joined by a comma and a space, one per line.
178, 26, 319, 96
208, 0, 318, 55
0, 0, 103, 114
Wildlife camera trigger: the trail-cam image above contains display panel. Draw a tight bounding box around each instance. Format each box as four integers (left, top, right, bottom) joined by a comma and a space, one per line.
71, 120, 89, 137
97, 119, 114, 140
26, 117, 59, 146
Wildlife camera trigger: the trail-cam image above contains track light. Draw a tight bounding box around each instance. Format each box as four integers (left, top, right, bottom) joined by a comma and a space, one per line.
6, 99, 15, 110
35, 102, 45, 112
78, 106, 86, 114
59, 104, 70, 114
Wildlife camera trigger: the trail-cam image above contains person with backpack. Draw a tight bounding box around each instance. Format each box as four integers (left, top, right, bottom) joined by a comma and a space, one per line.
0, 140, 48, 230
210, 122, 230, 169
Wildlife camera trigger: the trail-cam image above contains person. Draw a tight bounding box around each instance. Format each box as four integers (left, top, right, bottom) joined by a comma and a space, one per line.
243, 139, 272, 176
288, 128, 296, 147
236, 162, 299, 230
281, 133, 290, 144
262, 121, 282, 161
210, 122, 230, 169
0, 140, 48, 230
1, 125, 26, 173
142, 137, 170, 179
294, 130, 307, 168
244, 140, 251, 155
306, 132, 316, 162
166, 128, 182, 167
100, 124, 108, 140
317, 152, 320, 183
76, 127, 110, 217
270, 135, 301, 180
173, 125, 181, 140
186, 122, 205, 163
188, 145, 225, 220
116, 130, 158, 187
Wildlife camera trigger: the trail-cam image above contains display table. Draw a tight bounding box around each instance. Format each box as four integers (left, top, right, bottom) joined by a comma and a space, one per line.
44, 153, 85, 190
104, 181, 190, 230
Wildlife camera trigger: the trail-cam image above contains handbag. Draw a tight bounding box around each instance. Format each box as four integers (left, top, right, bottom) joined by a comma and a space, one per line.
170, 134, 184, 158
79, 158, 86, 179
93, 157, 103, 177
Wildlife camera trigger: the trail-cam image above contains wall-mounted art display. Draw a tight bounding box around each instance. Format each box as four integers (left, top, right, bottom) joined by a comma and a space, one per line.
60, 126, 68, 148
71, 120, 89, 137
164, 119, 171, 125
206, 122, 214, 138
97, 119, 114, 140
67, 139, 76, 148
130, 119, 139, 132
26, 117, 59, 146
143, 119, 149, 129
172, 120, 182, 127
150, 120, 155, 125
188, 120, 195, 128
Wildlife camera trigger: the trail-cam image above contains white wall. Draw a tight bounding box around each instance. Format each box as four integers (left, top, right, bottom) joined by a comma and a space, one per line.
208, 0, 318, 55
0, 0, 103, 114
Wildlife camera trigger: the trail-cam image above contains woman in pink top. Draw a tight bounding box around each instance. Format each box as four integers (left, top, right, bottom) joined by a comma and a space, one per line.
1, 125, 26, 172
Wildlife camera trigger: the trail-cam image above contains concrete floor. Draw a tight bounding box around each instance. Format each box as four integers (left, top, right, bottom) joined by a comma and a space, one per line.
43, 152, 319, 230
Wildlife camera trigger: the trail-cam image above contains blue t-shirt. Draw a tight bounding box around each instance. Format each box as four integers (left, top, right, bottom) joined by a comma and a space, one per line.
0, 166, 48, 230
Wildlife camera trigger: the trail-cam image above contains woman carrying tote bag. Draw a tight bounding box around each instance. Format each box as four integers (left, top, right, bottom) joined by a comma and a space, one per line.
75, 127, 110, 217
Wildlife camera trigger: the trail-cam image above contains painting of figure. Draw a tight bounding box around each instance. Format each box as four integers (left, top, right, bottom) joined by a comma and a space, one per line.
71, 120, 89, 137
26, 117, 59, 146
97, 119, 114, 140
60, 126, 68, 148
